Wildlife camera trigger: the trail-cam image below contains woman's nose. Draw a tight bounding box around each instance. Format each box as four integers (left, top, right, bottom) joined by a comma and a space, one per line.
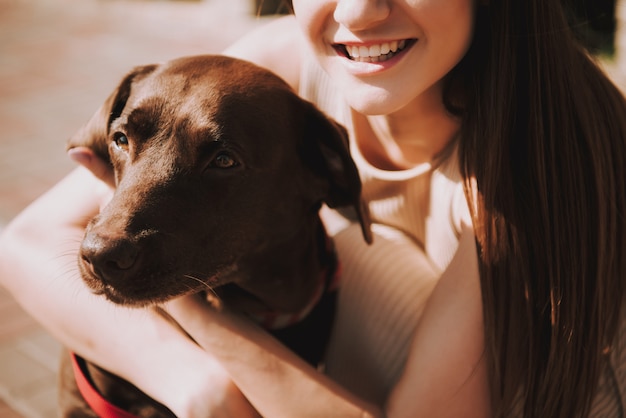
334, 0, 391, 31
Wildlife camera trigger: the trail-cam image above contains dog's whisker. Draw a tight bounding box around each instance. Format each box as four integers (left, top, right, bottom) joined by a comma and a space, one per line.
183, 274, 221, 301
182, 274, 214, 291
53, 249, 79, 260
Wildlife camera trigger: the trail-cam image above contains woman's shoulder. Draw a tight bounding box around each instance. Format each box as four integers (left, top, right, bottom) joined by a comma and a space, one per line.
223, 15, 303, 91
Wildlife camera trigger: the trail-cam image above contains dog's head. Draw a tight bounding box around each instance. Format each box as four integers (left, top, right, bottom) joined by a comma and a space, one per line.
69, 55, 371, 307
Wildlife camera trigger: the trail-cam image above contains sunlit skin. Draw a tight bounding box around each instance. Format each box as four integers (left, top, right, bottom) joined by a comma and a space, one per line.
292, 0, 475, 169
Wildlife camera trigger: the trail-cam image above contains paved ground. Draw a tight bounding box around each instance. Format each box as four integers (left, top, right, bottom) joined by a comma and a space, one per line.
0, 0, 268, 416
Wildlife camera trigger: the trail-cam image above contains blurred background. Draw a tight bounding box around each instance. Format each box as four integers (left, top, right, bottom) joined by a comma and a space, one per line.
0, 0, 624, 416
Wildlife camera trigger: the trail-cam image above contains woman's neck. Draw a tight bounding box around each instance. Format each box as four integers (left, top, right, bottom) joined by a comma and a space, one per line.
353, 85, 459, 171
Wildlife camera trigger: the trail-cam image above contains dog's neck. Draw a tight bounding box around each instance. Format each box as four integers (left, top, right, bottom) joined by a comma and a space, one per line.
215, 214, 335, 317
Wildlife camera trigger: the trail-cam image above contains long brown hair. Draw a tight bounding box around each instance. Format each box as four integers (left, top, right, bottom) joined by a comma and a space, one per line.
445, 1, 626, 416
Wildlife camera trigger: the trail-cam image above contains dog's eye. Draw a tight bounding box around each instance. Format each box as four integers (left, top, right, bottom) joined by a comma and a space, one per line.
210, 152, 238, 169
113, 133, 129, 151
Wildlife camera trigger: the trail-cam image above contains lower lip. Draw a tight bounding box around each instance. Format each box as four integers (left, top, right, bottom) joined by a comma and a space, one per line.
335, 41, 416, 75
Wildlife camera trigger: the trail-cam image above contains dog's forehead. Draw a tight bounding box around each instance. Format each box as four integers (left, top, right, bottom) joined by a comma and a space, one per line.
151, 57, 291, 99
120, 60, 300, 142
132, 72, 221, 111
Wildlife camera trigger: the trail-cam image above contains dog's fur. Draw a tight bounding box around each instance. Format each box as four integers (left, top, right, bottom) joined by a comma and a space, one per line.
58, 55, 371, 417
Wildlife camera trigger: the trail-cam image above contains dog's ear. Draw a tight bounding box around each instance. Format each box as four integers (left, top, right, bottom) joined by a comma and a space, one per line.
301, 103, 372, 244
66, 64, 158, 184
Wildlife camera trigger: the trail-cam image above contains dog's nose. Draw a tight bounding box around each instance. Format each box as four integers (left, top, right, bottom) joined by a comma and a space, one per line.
80, 233, 141, 284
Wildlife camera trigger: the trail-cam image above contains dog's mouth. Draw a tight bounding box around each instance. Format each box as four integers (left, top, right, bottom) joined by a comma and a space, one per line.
92, 283, 144, 306
83, 263, 239, 308
90, 280, 211, 308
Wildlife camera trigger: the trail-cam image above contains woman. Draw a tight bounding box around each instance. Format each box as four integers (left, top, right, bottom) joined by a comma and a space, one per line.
1, 0, 625, 417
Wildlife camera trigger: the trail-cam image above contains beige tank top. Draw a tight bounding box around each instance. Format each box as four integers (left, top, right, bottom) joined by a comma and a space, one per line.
299, 55, 626, 415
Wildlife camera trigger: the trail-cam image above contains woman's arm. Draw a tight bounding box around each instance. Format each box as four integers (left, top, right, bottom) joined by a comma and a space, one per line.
0, 167, 258, 418
165, 226, 490, 418
385, 226, 491, 418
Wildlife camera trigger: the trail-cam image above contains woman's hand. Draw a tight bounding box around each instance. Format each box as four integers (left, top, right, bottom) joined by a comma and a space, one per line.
151, 330, 260, 418
174, 378, 260, 418
164, 294, 382, 418
143, 306, 259, 418
67, 146, 115, 188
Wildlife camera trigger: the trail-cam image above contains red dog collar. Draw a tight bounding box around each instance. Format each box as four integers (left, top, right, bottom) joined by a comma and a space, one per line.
71, 352, 139, 418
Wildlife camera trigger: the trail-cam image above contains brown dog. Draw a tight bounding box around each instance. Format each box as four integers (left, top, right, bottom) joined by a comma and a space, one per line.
58, 55, 371, 417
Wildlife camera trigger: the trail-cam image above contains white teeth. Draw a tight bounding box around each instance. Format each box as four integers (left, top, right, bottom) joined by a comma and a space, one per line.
345, 40, 410, 62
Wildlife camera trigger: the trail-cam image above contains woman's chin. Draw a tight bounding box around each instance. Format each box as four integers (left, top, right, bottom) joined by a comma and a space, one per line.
343, 86, 412, 116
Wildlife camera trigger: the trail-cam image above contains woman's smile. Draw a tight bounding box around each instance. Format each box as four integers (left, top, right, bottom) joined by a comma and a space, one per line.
293, 0, 475, 115
333, 38, 417, 64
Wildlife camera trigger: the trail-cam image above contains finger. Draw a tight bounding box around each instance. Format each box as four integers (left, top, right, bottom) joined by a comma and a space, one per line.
68, 146, 115, 188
